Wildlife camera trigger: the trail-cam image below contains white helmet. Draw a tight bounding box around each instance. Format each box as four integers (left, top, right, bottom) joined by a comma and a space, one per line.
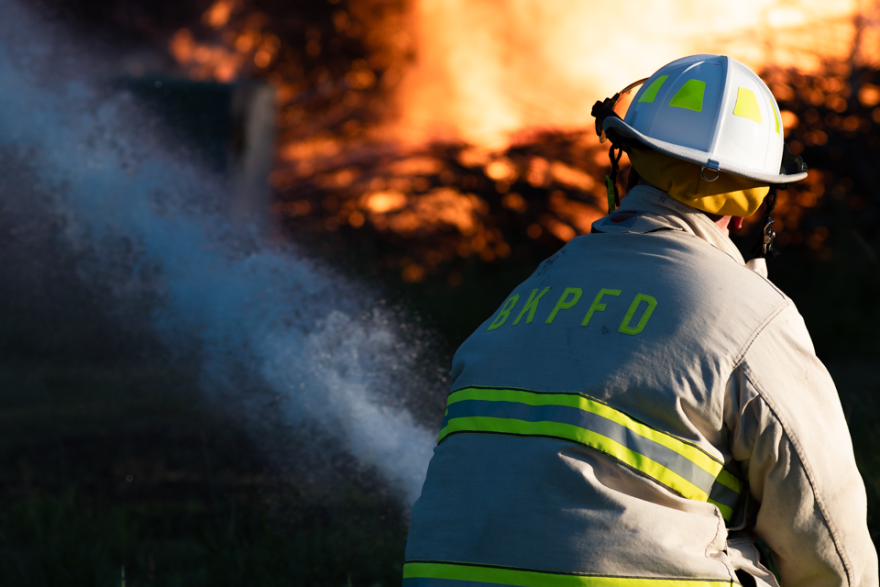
600, 54, 807, 185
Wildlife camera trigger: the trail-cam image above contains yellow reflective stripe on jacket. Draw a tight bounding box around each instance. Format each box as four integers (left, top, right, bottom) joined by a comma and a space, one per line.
442, 415, 709, 502
403, 561, 735, 587
715, 468, 741, 493
438, 387, 742, 520
445, 388, 724, 478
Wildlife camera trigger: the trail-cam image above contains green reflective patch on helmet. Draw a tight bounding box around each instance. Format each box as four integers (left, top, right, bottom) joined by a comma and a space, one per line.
669, 79, 706, 112
637, 75, 668, 104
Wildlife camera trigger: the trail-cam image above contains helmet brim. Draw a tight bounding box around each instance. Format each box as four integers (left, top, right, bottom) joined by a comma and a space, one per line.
604, 117, 808, 185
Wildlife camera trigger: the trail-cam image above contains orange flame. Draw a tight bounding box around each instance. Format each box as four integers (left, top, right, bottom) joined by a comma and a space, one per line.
169, 7, 283, 84
391, 0, 865, 148
203, 0, 238, 29
176, 0, 876, 280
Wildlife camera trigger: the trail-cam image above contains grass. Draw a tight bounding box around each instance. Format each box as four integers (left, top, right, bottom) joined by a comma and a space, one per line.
0, 360, 407, 586
0, 489, 405, 586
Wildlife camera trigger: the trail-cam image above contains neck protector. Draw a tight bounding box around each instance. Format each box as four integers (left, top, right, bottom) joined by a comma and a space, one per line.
627, 144, 769, 217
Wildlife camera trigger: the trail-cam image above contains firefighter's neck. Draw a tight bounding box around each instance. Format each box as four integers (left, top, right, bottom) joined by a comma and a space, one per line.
627, 170, 736, 236
704, 213, 732, 236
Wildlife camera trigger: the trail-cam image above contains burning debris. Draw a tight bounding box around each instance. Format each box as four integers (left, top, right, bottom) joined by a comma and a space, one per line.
272, 132, 609, 283
156, 0, 880, 283
762, 62, 880, 255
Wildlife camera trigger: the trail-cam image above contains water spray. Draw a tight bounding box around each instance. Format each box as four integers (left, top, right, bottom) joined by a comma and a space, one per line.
0, 0, 436, 508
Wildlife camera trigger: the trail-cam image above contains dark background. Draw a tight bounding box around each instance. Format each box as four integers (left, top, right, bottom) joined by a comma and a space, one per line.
1, 1, 878, 584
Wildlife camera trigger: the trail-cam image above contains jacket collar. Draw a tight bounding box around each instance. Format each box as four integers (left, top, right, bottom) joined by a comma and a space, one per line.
591, 184, 746, 266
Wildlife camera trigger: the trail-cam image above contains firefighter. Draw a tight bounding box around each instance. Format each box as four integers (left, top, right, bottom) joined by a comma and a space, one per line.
403, 55, 878, 587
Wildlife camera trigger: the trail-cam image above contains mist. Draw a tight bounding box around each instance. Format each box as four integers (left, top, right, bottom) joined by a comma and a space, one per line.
0, 0, 436, 508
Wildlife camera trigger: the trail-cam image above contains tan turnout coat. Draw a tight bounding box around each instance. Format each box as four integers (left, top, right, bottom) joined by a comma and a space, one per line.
404, 185, 877, 587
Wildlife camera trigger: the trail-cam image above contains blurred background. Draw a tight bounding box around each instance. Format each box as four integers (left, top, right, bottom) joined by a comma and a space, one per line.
1, 0, 878, 584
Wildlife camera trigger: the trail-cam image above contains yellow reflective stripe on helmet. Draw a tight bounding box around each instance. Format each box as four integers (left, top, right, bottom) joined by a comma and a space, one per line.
637, 75, 669, 104
439, 387, 743, 520
733, 87, 762, 123
668, 80, 706, 112
403, 561, 735, 587
769, 97, 780, 134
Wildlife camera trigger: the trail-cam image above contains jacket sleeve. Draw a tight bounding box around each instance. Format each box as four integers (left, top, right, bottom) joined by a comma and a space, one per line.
724, 303, 878, 587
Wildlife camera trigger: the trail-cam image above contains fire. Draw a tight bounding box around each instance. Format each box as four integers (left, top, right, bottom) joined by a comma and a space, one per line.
169, 29, 242, 82
171, 0, 866, 146
167, 0, 875, 282
392, 0, 864, 147
203, 0, 237, 29
365, 191, 408, 214
169, 1, 283, 84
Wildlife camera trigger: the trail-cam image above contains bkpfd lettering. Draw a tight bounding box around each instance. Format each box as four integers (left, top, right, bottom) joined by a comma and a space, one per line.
487, 286, 657, 335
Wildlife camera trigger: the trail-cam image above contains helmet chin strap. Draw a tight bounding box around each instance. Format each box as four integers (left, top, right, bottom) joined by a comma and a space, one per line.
592, 79, 648, 213
749, 145, 808, 260
750, 185, 779, 259
605, 145, 624, 213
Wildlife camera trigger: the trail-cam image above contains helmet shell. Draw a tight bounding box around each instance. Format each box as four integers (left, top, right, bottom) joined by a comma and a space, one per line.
604, 54, 806, 184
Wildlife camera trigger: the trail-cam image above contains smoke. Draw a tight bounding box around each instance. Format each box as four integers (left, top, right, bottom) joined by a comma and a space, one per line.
0, 1, 436, 507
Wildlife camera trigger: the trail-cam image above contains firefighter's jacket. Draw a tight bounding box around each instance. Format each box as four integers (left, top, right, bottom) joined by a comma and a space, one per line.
404, 185, 878, 587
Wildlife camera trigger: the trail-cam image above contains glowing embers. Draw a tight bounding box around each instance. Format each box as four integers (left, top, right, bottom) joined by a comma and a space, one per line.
365, 191, 408, 214
346, 60, 378, 90
169, 29, 242, 82
356, 186, 511, 276
363, 188, 488, 237
272, 131, 613, 283
168, 0, 314, 84
484, 158, 518, 183
169, 23, 281, 82
203, 0, 238, 29
858, 84, 880, 107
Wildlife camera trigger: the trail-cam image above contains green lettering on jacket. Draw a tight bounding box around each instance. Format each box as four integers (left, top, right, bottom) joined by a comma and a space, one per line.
513, 287, 551, 325
545, 288, 583, 324
581, 288, 621, 327
487, 294, 520, 331
618, 293, 657, 335
485, 286, 658, 334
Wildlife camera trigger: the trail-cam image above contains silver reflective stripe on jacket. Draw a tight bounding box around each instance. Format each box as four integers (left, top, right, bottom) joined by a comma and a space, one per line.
438, 387, 742, 521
